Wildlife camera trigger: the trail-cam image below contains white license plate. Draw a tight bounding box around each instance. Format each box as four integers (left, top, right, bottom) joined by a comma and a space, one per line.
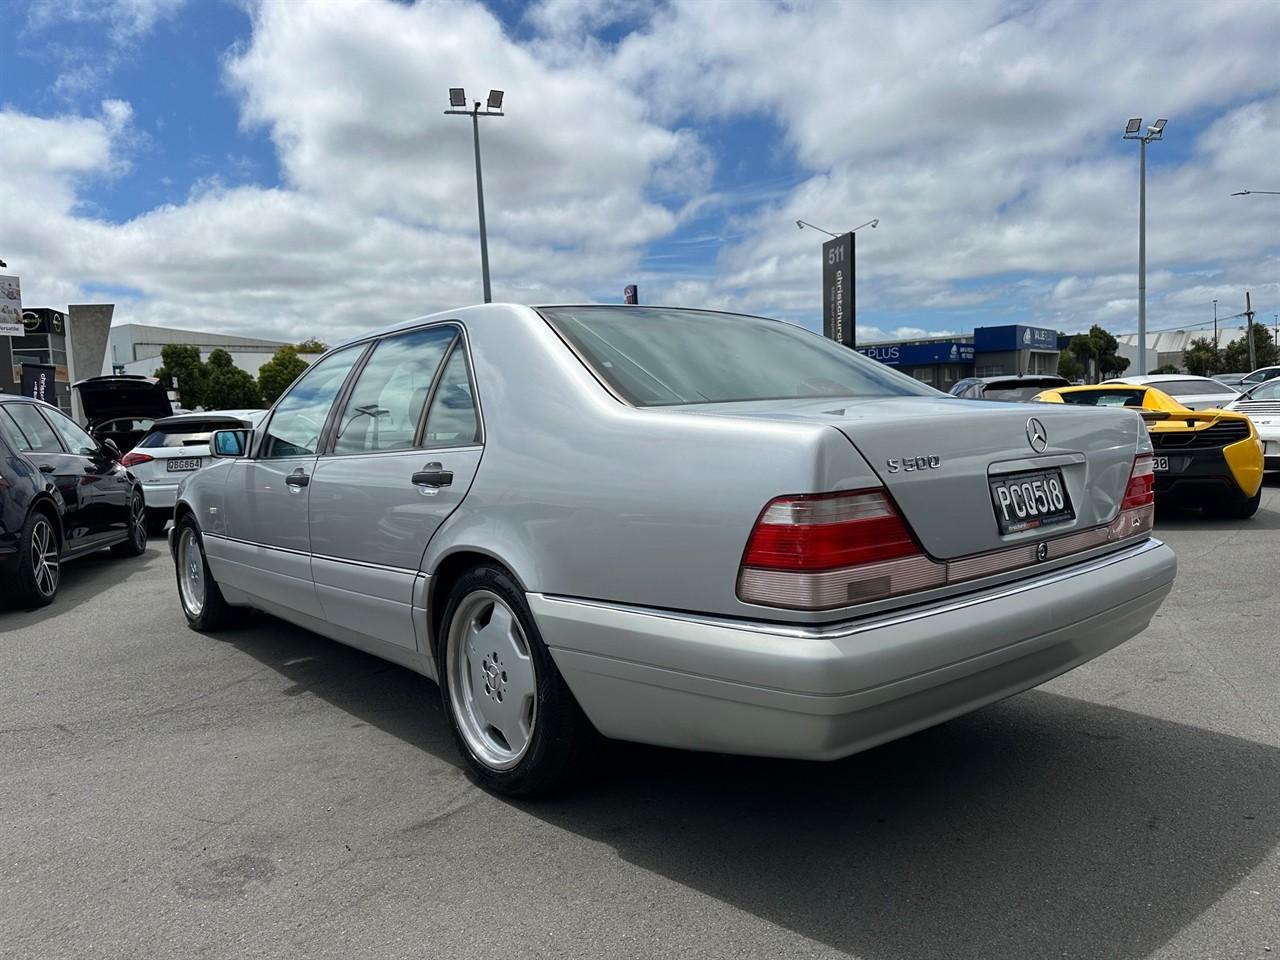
1153, 456, 1170, 472
167, 457, 202, 472
988, 468, 1075, 535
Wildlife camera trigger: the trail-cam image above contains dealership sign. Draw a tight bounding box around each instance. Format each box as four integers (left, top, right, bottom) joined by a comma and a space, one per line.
0, 275, 21, 337
857, 340, 975, 366
20, 363, 57, 403
822, 233, 854, 347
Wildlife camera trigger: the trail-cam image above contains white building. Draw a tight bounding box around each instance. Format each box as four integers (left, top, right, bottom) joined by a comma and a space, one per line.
104, 323, 319, 379
1116, 326, 1256, 373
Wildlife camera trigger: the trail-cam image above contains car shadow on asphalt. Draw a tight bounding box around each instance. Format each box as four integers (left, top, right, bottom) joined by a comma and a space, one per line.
224, 615, 1280, 960
0, 542, 165, 619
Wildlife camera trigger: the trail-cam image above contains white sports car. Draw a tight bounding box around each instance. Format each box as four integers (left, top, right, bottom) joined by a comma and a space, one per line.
1226, 378, 1280, 470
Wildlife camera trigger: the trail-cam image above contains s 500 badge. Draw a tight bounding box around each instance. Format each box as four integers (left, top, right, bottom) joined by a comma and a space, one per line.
886, 456, 941, 474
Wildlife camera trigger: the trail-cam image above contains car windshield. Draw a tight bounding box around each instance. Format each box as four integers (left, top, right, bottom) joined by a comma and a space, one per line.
1244, 380, 1280, 401
138, 420, 243, 448
1057, 389, 1146, 407
538, 306, 938, 406
1150, 378, 1236, 397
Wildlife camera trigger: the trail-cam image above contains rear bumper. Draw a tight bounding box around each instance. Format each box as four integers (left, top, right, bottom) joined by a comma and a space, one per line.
532, 538, 1176, 761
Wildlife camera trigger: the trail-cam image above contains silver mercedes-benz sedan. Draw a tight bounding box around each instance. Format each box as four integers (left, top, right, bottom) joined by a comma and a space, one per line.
170, 304, 1176, 796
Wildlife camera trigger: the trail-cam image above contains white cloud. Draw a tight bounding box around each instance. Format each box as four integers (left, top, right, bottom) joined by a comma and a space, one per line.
4, 0, 1280, 348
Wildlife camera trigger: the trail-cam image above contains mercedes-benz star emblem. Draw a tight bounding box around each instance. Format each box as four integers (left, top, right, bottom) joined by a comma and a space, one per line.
1026, 417, 1048, 453
1036, 542, 1049, 562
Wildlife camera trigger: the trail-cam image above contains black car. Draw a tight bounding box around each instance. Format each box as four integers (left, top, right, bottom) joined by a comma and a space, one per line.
951, 374, 1071, 401
73, 375, 174, 454
0, 396, 148, 608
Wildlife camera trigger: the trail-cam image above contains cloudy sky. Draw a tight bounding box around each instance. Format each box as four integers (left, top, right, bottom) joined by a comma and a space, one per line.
3, 0, 1279, 345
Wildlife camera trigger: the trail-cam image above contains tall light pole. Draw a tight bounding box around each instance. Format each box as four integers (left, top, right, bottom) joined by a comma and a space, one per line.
1213, 298, 1218, 347
445, 87, 504, 303
1123, 117, 1167, 375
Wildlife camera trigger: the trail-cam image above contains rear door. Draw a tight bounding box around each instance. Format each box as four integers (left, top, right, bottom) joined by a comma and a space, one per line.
308, 324, 483, 651
214, 345, 366, 619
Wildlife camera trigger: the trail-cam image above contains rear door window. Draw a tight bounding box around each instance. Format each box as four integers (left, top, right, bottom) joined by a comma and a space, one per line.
332, 326, 455, 455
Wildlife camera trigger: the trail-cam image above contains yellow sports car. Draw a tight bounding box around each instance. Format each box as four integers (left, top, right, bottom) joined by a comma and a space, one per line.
1033, 383, 1264, 518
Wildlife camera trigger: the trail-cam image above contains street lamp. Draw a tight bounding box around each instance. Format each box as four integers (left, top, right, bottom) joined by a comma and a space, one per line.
1213, 298, 1218, 347
445, 87, 505, 303
1230, 189, 1280, 196
1123, 117, 1166, 375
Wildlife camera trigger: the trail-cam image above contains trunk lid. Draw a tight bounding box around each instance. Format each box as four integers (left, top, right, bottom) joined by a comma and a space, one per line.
675, 396, 1142, 559
74, 375, 173, 426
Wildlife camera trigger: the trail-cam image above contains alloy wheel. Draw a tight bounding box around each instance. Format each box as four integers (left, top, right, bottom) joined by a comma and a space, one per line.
447, 590, 538, 771
131, 494, 147, 548
177, 527, 206, 617
30, 518, 59, 598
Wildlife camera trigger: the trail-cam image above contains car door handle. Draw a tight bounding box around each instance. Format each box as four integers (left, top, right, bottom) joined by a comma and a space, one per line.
285, 471, 310, 487
38, 464, 55, 474
412, 468, 453, 487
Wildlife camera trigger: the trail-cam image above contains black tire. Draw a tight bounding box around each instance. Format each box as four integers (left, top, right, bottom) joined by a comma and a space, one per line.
437, 564, 601, 798
1204, 487, 1261, 520
173, 514, 242, 631
10, 508, 61, 609
111, 490, 148, 558
145, 509, 170, 538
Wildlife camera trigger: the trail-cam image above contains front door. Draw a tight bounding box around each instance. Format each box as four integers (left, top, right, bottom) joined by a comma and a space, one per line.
308, 326, 482, 651
39, 405, 133, 544
214, 345, 366, 619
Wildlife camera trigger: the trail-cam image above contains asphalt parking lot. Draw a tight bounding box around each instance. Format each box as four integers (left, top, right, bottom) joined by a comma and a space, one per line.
3, 481, 1278, 960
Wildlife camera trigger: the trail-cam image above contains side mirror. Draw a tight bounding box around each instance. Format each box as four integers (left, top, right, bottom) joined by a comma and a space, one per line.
102, 438, 122, 461
211, 429, 250, 458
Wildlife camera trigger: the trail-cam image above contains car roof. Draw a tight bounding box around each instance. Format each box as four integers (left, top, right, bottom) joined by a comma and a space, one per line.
1112, 374, 1226, 385
977, 374, 1069, 384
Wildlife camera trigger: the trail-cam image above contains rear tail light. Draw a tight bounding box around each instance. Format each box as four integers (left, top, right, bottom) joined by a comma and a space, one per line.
738, 489, 942, 609
119, 451, 153, 467
1109, 453, 1155, 540
738, 467, 1156, 611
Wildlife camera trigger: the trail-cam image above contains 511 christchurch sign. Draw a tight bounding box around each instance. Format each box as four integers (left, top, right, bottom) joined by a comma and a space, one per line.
821, 233, 854, 348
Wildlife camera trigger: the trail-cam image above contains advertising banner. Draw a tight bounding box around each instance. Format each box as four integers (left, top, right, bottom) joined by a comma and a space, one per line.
822, 233, 855, 347
624, 284, 639, 305
21, 363, 57, 403
0, 275, 21, 337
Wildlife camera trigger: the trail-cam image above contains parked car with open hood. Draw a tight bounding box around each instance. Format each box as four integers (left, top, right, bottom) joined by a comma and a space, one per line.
123, 409, 267, 535
170, 304, 1176, 796
1034, 383, 1264, 517
1225, 377, 1280, 471
1101, 374, 1239, 411
73, 375, 173, 453
0, 395, 148, 609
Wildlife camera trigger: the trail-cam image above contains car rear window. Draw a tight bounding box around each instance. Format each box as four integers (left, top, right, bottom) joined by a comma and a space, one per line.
137, 420, 242, 448
538, 306, 938, 406
1056, 389, 1146, 407
1151, 378, 1236, 397
981, 384, 1059, 401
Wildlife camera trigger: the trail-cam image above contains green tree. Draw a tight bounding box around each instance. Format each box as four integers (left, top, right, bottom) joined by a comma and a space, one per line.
1147, 364, 1180, 375
1088, 325, 1129, 378
1181, 335, 1220, 377
203, 349, 263, 409
1066, 334, 1097, 382
1222, 325, 1280, 372
295, 338, 329, 354
153, 343, 207, 409
258, 345, 310, 404
1057, 349, 1085, 381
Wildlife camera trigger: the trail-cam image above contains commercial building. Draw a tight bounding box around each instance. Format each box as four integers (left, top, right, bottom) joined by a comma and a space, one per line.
106, 323, 300, 379
855, 324, 1062, 391
2, 308, 79, 415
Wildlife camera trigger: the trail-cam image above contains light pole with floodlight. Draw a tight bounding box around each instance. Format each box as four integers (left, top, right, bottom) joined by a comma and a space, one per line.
445, 87, 504, 303
1123, 117, 1167, 375
1230, 190, 1280, 196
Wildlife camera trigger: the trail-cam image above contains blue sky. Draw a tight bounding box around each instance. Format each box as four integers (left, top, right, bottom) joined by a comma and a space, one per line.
3, 0, 1279, 344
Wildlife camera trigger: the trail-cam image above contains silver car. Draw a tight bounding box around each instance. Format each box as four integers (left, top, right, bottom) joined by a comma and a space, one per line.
170, 304, 1176, 796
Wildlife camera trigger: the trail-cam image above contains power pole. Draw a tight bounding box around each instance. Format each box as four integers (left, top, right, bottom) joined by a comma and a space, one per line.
1245, 290, 1257, 371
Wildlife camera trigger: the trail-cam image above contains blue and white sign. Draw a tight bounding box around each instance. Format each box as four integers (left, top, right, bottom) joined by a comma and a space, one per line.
857, 340, 975, 366
975, 324, 1059, 352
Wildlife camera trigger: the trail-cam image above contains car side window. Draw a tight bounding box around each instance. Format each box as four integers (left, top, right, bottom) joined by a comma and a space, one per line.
332, 326, 455, 455
41, 407, 100, 456
4, 404, 64, 454
423, 344, 480, 446
260, 346, 363, 459
0, 408, 33, 451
